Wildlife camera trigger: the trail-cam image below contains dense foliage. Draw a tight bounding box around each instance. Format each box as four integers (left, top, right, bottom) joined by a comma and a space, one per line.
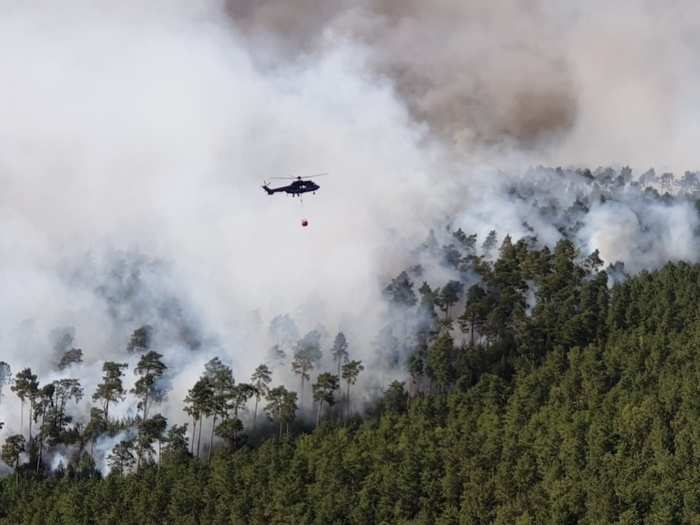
4, 235, 700, 523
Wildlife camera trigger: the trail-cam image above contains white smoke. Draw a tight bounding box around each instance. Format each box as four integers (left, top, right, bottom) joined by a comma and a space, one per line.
2, 0, 700, 454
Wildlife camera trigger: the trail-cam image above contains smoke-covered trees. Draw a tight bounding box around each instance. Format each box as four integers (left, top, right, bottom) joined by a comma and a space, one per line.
0, 361, 11, 404
251, 364, 272, 429
268, 314, 299, 349
460, 284, 489, 346
184, 375, 213, 457
57, 348, 83, 370
46, 378, 84, 439
331, 332, 349, 377
311, 372, 339, 424
341, 360, 364, 416
215, 418, 244, 450
162, 424, 189, 463
383, 271, 418, 308
264, 386, 297, 438
10, 233, 700, 522
291, 333, 322, 409
131, 351, 167, 421
108, 440, 135, 476
93, 361, 128, 422
203, 357, 234, 461
127, 325, 153, 353
11, 368, 38, 441
1, 435, 25, 484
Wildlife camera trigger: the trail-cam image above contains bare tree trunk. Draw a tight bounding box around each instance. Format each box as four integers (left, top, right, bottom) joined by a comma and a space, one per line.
208, 415, 217, 463
196, 418, 203, 458
346, 382, 351, 419
28, 402, 32, 447
253, 397, 259, 429
190, 417, 196, 454
300, 377, 305, 409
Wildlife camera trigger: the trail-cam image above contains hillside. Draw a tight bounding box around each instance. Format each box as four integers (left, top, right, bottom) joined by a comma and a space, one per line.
3, 241, 700, 523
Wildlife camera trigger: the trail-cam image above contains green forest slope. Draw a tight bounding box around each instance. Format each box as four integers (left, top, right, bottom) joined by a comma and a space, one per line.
4, 241, 700, 524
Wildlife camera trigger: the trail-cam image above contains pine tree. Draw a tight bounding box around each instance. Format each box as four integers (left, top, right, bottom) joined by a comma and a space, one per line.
11, 368, 39, 442
312, 372, 340, 425
126, 325, 153, 353
251, 364, 272, 429
203, 358, 234, 462
265, 386, 297, 439
92, 361, 128, 422
0, 361, 12, 404
341, 360, 364, 417
57, 348, 83, 370
131, 351, 167, 421
108, 440, 135, 476
1, 434, 26, 486
331, 333, 349, 378
184, 375, 213, 457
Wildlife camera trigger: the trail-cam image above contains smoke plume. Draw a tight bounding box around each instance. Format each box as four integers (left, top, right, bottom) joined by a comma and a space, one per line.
1, 0, 700, 451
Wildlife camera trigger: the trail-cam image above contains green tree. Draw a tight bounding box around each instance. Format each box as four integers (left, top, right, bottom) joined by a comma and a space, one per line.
92, 361, 128, 422
426, 332, 455, 393
438, 280, 464, 319
331, 332, 349, 378
47, 378, 84, 438
265, 386, 297, 439
1, 434, 26, 486
341, 360, 364, 417
203, 358, 234, 462
251, 364, 272, 429
162, 424, 189, 464
11, 368, 39, 442
459, 284, 489, 347
139, 414, 168, 468
184, 375, 213, 457
291, 351, 314, 410
108, 439, 135, 476
215, 418, 245, 450
131, 351, 167, 421
312, 372, 340, 425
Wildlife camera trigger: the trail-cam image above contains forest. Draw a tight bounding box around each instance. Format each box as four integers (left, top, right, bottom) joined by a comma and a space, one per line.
3, 213, 700, 523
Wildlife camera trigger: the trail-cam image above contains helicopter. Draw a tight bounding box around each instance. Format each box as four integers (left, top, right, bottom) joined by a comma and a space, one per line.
262, 173, 327, 197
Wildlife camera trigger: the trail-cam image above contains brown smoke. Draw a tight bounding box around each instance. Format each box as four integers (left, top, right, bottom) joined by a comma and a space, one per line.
225, 0, 578, 153
224, 0, 700, 170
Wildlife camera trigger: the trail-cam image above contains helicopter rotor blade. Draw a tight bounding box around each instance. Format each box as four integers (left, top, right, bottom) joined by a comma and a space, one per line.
268, 173, 329, 180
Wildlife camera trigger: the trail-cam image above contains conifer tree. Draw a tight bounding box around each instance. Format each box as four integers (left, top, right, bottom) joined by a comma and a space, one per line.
331, 332, 349, 378
131, 351, 167, 421
312, 372, 340, 425
11, 368, 39, 442
0, 361, 12, 404
92, 361, 128, 422
341, 360, 364, 417
251, 364, 272, 429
